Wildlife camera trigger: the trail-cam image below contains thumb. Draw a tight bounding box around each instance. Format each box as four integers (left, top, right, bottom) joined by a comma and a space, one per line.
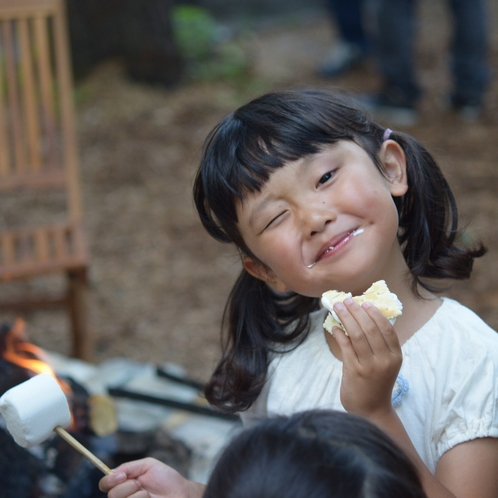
99, 458, 154, 492
98, 469, 127, 492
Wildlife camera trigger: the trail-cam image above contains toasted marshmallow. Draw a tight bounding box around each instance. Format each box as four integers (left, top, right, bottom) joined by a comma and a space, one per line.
321, 280, 403, 334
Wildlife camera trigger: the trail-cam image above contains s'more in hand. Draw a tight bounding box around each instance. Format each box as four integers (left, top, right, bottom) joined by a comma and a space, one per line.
321, 280, 403, 334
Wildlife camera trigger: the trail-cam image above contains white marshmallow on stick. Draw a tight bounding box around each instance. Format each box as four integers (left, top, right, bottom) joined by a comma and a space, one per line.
0, 373, 112, 475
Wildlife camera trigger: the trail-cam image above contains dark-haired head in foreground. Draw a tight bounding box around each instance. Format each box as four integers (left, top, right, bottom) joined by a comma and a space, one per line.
204, 410, 427, 498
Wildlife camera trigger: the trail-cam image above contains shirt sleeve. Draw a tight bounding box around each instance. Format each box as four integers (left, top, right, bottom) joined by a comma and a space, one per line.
434, 337, 498, 459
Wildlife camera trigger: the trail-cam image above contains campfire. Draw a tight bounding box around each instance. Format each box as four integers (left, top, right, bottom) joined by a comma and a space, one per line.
0, 319, 192, 498
1, 320, 69, 393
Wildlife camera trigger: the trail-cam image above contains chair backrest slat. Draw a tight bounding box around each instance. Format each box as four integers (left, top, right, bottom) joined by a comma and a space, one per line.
53, 225, 66, 259
3, 19, 27, 172
34, 14, 59, 171
19, 16, 41, 172
1, 232, 15, 265
35, 227, 50, 261
52, 1, 81, 221
0, 37, 8, 177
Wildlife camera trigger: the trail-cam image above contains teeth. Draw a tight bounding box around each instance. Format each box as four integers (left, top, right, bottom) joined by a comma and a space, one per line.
307, 229, 363, 269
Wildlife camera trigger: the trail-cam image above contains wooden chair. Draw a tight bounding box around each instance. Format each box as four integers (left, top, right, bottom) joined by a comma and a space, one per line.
0, 0, 92, 360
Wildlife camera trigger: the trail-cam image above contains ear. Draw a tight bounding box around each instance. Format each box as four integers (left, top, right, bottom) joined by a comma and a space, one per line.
380, 141, 408, 197
242, 256, 288, 293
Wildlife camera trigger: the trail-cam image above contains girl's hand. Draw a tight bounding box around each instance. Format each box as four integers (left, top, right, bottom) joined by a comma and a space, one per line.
332, 298, 402, 419
98, 458, 205, 498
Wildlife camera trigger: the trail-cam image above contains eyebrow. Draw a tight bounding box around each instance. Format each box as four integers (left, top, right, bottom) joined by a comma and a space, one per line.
247, 194, 275, 231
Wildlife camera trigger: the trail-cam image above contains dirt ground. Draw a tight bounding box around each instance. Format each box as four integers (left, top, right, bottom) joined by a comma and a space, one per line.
3, 1, 498, 383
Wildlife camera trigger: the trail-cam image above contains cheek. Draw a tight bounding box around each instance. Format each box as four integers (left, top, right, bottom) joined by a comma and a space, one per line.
265, 237, 296, 265
347, 187, 381, 214
244, 233, 294, 270
374, 198, 400, 236
358, 183, 396, 213
353, 188, 400, 234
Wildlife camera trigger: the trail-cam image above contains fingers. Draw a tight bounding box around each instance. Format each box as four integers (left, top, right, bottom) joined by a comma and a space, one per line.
333, 298, 401, 358
99, 459, 156, 498
361, 301, 401, 354
111, 481, 144, 498
333, 299, 373, 360
99, 472, 127, 493
333, 298, 403, 417
99, 474, 143, 498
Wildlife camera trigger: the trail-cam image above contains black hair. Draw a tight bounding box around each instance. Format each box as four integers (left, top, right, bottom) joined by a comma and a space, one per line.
203, 410, 428, 498
193, 88, 486, 413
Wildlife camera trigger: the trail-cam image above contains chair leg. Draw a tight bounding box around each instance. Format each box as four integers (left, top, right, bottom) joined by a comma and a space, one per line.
67, 268, 92, 361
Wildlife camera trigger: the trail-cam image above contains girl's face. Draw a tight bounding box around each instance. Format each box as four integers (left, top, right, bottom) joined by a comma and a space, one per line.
236, 140, 409, 297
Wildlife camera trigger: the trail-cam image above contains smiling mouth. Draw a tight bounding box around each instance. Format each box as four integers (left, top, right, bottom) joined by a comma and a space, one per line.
306, 228, 364, 269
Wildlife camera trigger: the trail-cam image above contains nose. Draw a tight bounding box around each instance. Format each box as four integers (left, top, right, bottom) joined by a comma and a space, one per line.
309, 218, 331, 237
301, 204, 334, 238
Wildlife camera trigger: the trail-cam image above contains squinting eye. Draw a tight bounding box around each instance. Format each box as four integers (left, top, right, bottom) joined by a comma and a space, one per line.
318, 171, 335, 186
262, 212, 285, 232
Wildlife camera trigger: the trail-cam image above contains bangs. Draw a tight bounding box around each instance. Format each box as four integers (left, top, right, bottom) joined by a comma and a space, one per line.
223, 91, 361, 198
215, 117, 323, 199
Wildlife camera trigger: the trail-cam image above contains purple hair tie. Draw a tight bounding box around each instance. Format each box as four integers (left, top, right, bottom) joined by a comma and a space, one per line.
383, 128, 393, 141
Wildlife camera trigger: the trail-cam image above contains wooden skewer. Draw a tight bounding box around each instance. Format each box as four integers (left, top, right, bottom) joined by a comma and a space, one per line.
54, 426, 113, 475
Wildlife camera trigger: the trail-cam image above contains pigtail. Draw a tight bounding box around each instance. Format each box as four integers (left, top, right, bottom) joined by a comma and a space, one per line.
391, 131, 486, 292
205, 269, 319, 413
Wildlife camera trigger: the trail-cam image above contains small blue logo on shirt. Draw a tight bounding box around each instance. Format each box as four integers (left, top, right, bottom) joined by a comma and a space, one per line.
392, 374, 409, 407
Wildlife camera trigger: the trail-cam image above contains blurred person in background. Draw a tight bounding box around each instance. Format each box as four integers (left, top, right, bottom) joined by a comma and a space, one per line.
362, 0, 491, 126
317, 0, 370, 78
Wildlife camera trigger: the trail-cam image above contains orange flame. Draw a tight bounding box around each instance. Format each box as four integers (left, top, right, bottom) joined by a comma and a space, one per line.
2, 318, 72, 394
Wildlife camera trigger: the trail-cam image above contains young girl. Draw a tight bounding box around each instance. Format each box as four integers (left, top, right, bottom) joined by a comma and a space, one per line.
100, 88, 498, 498
204, 409, 427, 498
